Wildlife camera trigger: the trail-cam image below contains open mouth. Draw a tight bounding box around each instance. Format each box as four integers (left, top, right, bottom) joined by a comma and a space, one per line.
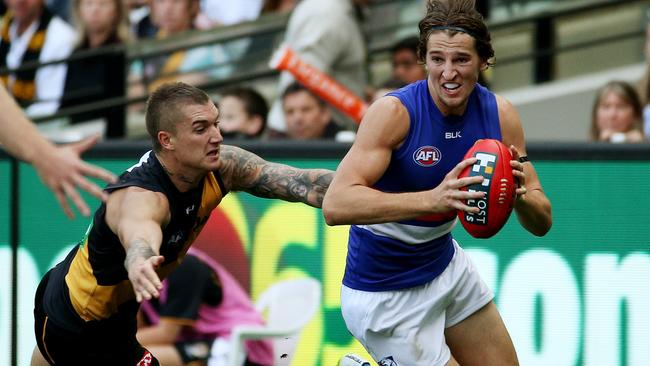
442, 82, 460, 92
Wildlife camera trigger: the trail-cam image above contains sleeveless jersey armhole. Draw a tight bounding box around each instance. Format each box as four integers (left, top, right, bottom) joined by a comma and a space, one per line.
386, 94, 416, 160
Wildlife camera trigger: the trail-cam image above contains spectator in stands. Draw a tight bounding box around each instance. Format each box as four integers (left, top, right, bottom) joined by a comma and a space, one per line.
271, 81, 343, 140
130, 0, 230, 94
151, 0, 196, 36
390, 36, 426, 85
137, 248, 273, 366
267, 0, 368, 134
0, 0, 75, 117
59, 0, 128, 138
591, 80, 645, 143
218, 86, 268, 139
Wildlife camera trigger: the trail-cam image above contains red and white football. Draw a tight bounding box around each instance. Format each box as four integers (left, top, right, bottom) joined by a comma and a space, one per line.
457, 139, 516, 238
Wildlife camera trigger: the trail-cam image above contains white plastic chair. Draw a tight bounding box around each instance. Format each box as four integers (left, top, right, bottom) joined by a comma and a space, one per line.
227, 277, 322, 366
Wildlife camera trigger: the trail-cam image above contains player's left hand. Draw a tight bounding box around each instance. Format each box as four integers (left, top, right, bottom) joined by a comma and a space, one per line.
509, 145, 527, 199
128, 255, 165, 302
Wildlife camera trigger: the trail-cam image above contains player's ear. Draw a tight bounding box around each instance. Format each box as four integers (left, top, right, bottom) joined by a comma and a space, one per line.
158, 131, 175, 151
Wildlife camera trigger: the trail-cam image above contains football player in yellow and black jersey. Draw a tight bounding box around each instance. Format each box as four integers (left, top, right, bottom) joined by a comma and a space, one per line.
31, 82, 334, 366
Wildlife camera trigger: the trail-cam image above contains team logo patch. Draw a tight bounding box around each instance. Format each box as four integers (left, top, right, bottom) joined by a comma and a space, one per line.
413, 146, 442, 167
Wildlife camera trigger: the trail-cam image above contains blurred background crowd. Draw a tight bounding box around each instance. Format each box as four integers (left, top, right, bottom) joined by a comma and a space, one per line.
0, 0, 649, 145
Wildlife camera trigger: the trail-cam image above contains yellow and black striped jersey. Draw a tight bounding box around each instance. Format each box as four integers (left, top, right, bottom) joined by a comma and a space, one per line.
42, 151, 227, 333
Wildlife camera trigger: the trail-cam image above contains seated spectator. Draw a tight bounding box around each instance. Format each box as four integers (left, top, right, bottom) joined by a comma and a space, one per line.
0, 0, 75, 117
267, 0, 368, 134
390, 36, 426, 85
130, 0, 230, 94
59, 0, 128, 138
137, 248, 273, 366
270, 81, 343, 140
591, 80, 645, 143
218, 86, 268, 139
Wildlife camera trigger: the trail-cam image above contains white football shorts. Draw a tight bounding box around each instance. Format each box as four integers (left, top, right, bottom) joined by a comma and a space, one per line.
340, 240, 493, 366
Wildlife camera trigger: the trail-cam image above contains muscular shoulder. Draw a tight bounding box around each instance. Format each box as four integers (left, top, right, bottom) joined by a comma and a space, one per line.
495, 94, 517, 125
107, 186, 170, 226
495, 94, 525, 149
355, 96, 410, 150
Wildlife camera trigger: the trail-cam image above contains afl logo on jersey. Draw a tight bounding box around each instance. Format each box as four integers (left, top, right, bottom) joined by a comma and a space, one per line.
413, 146, 442, 167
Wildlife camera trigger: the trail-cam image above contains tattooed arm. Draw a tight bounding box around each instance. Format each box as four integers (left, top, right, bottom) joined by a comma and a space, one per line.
106, 186, 171, 302
218, 145, 334, 208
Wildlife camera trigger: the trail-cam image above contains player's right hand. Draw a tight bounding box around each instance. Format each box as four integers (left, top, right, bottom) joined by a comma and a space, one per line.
127, 255, 165, 302
431, 157, 486, 214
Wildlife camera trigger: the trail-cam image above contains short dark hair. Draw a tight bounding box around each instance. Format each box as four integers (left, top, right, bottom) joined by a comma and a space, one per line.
220, 86, 269, 136
146, 82, 211, 151
281, 82, 325, 107
391, 36, 419, 56
417, 0, 494, 66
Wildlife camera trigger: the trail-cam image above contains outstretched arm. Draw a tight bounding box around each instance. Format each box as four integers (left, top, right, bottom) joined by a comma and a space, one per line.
0, 87, 117, 218
218, 145, 334, 208
106, 186, 171, 302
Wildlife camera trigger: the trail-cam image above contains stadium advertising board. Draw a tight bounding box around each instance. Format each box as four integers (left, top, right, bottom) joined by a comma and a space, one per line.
1, 159, 649, 366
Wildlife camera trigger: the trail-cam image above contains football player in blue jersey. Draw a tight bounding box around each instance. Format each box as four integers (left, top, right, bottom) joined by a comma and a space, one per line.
323, 0, 552, 365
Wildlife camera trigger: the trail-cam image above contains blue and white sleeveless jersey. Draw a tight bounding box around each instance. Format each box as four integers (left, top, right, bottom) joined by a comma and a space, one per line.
343, 80, 502, 291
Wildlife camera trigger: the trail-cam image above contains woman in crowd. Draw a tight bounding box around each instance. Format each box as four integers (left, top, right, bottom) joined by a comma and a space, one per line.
60, 0, 129, 138
591, 80, 645, 143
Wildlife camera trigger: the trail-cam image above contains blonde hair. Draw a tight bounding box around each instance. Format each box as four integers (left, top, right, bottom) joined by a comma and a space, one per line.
72, 0, 129, 47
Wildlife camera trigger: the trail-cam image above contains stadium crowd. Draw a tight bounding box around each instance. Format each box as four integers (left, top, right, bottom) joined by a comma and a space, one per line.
0, 0, 448, 144
2, 0, 647, 143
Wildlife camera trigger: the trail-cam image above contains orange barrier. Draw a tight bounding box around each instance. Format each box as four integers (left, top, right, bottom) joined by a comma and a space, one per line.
269, 45, 368, 124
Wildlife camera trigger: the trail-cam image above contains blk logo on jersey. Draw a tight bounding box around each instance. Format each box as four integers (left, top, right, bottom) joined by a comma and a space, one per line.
413, 146, 441, 167
445, 131, 462, 139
